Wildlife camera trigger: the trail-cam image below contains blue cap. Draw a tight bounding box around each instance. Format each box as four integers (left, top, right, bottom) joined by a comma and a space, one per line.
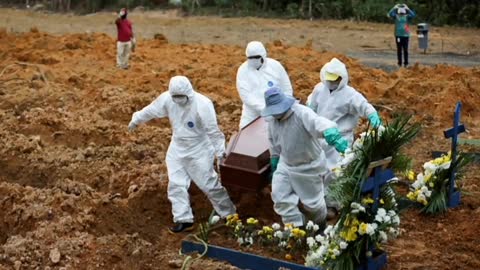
261, 87, 295, 117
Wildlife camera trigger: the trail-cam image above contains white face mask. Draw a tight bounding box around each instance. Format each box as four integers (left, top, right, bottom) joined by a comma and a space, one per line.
326, 81, 340, 91
247, 58, 263, 70
172, 96, 188, 105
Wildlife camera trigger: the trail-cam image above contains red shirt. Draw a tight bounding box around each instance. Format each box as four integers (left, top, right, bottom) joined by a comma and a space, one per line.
116, 19, 133, 42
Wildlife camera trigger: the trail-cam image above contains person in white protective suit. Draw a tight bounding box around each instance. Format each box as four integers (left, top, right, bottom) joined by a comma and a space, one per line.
262, 87, 349, 227
128, 76, 236, 233
307, 58, 382, 173
236, 41, 293, 129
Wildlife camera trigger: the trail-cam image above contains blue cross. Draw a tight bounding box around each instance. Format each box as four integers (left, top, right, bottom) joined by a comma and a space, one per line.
443, 102, 466, 208
360, 160, 393, 270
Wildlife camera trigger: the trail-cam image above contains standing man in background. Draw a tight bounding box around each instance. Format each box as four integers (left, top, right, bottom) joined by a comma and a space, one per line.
388, 3, 416, 68
236, 41, 293, 129
115, 8, 135, 69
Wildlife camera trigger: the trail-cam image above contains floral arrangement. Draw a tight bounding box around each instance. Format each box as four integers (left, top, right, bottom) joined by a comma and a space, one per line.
305, 116, 420, 270
225, 214, 321, 260
407, 152, 473, 214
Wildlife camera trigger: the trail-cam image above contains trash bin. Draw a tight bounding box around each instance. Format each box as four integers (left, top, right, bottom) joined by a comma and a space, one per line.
417, 23, 429, 53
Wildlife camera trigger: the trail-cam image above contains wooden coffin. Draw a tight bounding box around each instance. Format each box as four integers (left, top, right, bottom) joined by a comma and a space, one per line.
220, 117, 271, 191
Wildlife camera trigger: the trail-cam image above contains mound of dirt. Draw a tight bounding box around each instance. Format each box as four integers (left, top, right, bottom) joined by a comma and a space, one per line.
0, 30, 479, 269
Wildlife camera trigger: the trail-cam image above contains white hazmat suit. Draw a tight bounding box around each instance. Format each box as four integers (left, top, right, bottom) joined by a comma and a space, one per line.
268, 103, 337, 227
307, 58, 377, 171
236, 41, 293, 129
129, 76, 236, 223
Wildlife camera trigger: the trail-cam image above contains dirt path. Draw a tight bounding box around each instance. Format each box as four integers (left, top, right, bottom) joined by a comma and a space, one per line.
1, 8, 479, 69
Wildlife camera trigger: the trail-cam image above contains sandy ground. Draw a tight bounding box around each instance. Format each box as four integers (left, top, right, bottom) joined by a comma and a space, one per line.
0, 8, 480, 270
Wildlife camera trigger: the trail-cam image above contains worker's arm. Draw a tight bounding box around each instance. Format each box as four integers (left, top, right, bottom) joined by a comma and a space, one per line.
407, 8, 416, 19
300, 106, 337, 138
306, 84, 321, 110
130, 93, 169, 126
348, 90, 377, 119
202, 101, 226, 158
267, 123, 281, 157
275, 61, 294, 97
299, 107, 349, 153
236, 66, 265, 115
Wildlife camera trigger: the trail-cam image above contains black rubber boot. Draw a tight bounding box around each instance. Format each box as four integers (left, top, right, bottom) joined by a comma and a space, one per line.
168, 222, 194, 233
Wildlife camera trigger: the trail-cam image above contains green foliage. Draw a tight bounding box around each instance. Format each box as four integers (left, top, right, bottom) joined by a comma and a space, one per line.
4, 0, 479, 26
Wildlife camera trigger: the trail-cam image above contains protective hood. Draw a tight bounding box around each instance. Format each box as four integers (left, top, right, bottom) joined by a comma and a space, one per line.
168, 75, 195, 101
320, 58, 349, 91
245, 41, 267, 58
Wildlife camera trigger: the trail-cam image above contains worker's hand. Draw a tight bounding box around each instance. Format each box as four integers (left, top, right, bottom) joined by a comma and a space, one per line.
334, 137, 349, 154
270, 156, 279, 174
128, 121, 137, 132
131, 37, 136, 52
367, 112, 383, 128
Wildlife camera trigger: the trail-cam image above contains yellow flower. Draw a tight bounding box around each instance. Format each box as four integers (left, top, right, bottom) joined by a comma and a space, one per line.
262, 226, 273, 234
284, 223, 294, 230
340, 227, 358, 242
425, 174, 432, 183
417, 197, 428, 206
407, 170, 415, 181
246, 217, 259, 225
362, 197, 374, 205
429, 182, 434, 188
380, 199, 385, 204
226, 214, 239, 226
285, 254, 292, 260
407, 191, 416, 201
291, 228, 306, 239
358, 223, 368, 235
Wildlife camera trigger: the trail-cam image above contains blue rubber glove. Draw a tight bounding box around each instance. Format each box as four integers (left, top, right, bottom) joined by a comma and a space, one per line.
270, 156, 279, 173
367, 112, 382, 128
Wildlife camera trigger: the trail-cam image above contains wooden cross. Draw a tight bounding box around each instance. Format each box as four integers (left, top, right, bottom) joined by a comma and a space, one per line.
443, 102, 466, 208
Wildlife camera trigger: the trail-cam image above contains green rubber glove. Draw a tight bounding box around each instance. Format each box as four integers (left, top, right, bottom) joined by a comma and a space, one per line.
367, 112, 382, 128
334, 137, 348, 154
323, 128, 342, 146
270, 156, 279, 173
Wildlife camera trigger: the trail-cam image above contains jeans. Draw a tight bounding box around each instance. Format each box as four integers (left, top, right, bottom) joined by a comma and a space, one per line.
395, 36, 409, 67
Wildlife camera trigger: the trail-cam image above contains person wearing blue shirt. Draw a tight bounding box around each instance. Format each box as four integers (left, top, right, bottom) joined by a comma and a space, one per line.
388, 4, 416, 67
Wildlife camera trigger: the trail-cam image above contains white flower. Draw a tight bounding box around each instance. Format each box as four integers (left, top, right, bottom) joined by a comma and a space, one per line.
306, 237, 316, 248
420, 186, 429, 193
306, 221, 314, 230
387, 210, 396, 217
332, 248, 341, 256
237, 237, 244, 245
392, 215, 400, 225
246, 237, 254, 245
423, 162, 438, 174
424, 189, 432, 198
318, 245, 328, 256
272, 223, 281, 231
315, 234, 325, 243
273, 231, 284, 239
377, 208, 387, 217
417, 193, 426, 202
313, 224, 320, 232
439, 161, 451, 170
324, 225, 334, 236
339, 241, 348, 250
350, 202, 366, 213
367, 223, 377, 236
278, 241, 287, 248
379, 231, 388, 243
209, 215, 220, 225
383, 215, 391, 223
